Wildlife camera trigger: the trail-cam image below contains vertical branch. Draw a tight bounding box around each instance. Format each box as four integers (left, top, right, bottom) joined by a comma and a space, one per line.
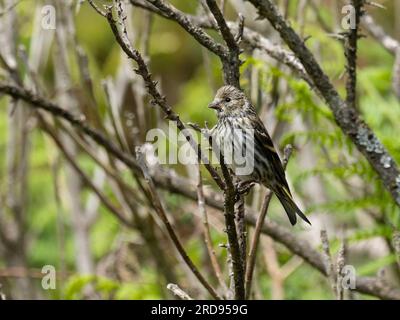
236, 195, 246, 275
336, 237, 347, 300
204, 0, 246, 299
345, 0, 364, 109
320, 229, 337, 298
51, 157, 67, 297
52, 0, 95, 275
205, 122, 245, 299
205, 0, 242, 88
220, 162, 245, 299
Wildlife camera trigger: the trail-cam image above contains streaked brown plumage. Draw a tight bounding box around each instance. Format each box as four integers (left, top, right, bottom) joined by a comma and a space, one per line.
209, 85, 310, 225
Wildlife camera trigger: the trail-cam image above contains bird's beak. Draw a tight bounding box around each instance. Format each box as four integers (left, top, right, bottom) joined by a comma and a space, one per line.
208, 101, 221, 111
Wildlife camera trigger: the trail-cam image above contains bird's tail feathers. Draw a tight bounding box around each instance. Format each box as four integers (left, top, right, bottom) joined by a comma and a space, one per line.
275, 187, 311, 226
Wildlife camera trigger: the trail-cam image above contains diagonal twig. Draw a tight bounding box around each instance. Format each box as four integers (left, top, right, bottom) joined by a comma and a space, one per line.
39, 115, 134, 228
146, 0, 227, 57
136, 147, 221, 299
245, 144, 293, 299
167, 283, 194, 300
103, 2, 225, 190
361, 14, 399, 55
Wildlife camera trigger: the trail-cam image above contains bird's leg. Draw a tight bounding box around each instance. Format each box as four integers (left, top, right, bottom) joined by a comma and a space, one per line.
235, 180, 256, 197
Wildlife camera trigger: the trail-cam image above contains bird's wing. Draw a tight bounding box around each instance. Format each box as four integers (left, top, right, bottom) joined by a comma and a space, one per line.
252, 116, 291, 193
251, 112, 310, 225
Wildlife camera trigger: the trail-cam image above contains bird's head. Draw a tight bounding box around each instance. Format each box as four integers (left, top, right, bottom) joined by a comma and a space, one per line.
208, 85, 247, 117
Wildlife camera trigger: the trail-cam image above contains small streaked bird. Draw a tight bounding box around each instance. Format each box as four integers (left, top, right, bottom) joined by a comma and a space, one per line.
209, 85, 310, 225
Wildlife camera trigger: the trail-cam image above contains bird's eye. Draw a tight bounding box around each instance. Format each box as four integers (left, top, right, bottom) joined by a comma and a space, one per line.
225, 97, 231, 102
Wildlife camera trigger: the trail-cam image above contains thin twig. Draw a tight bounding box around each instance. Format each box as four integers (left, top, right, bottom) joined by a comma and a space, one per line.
0, 0, 23, 18
197, 161, 228, 294
245, 144, 293, 299
336, 237, 347, 300
58, 121, 146, 206
361, 14, 399, 55
360, 13, 400, 100
87, 0, 107, 17
235, 14, 245, 44
320, 229, 337, 298
205, 0, 241, 87
167, 283, 194, 300
39, 116, 135, 228
236, 195, 246, 277
146, 0, 227, 57
0, 82, 141, 169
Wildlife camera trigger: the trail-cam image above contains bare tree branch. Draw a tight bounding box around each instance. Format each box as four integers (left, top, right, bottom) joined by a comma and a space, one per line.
167, 283, 194, 300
